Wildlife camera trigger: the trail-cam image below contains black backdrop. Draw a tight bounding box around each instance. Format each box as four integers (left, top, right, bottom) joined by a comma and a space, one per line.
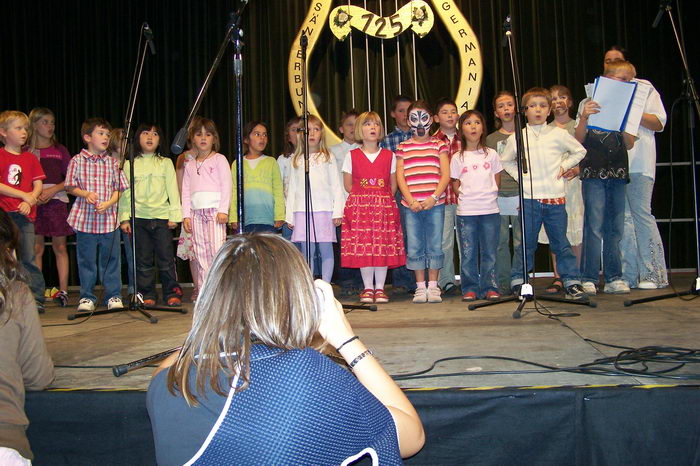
5, 0, 699, 274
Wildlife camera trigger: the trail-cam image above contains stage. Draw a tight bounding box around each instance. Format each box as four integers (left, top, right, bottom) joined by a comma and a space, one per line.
41, 275, 700, 389
25, 275, 700, 465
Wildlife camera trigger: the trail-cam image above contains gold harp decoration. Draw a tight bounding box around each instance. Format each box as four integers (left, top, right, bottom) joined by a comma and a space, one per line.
288, 1, 483, 145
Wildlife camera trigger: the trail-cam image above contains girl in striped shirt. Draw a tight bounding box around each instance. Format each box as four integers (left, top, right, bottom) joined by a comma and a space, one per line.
395, 101, 450, 303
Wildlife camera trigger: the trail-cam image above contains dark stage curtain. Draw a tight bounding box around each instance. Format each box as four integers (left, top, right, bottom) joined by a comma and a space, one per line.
5, 1, 699, 278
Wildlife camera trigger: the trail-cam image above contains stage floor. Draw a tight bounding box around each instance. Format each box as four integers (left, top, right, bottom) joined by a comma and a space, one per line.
40, 275, 700, 390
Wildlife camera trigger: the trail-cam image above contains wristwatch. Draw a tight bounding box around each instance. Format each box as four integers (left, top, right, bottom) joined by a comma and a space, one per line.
430, 193, 439, 202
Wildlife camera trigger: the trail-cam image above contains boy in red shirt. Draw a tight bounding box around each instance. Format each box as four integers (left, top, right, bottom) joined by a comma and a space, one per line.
0, 111, 46, 311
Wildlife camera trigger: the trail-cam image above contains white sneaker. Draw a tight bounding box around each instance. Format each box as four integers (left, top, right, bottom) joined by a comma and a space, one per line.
637, 280, 658, 290
604, 280, 630, 294
427, 287, 442, 303
581, 281, 598, 295
77, 298, 95, 312
107, 297, 124, 310
412, 288, 428, 303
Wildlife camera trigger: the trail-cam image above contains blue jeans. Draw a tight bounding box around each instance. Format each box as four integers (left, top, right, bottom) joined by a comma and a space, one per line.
403, 204, 445, 271
511, 199, 581, 288
390, 192, 417, 289
581, 178, 626, 284
121, 230, 134, 294
244, 224, 277, 234
76, 230, 122, 304
457, 214, 500, 296
496, 214, 522, 292
282, 223, 293, 241
438, 204, 458, 288
620, 174, 668, 287
8, 212, 45, 306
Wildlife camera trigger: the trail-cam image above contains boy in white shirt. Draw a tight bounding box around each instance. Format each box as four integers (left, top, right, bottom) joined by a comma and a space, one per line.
500, 87, 588, 301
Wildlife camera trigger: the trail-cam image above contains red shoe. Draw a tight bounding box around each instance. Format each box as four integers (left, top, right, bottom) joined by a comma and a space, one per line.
462, 292, 477, 302
485, 291, 501, 301
374, 289, 389, 303
143, 298, 157, 306
167, 296, 182, 307
359, 289, 375, 303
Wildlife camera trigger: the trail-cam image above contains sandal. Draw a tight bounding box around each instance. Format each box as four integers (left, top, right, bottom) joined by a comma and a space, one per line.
544, 278, 564, 294
374, 289, 389, 303
359, 289, 375, 303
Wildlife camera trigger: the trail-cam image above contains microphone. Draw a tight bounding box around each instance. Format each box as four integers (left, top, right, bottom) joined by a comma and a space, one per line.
170, 127, 188, 155
143, 23, 156, 55
651, 1, 670, 28
502, 15, 511, 48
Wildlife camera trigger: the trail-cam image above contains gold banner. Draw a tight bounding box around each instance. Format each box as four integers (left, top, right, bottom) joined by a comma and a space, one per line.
329, 1, 434, 41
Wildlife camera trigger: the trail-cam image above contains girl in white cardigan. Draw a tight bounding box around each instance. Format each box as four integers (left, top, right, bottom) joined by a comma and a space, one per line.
286, 115, 345, 281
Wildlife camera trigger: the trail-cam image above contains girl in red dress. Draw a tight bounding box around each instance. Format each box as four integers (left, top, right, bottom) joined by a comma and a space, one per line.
341, 111, 405, 303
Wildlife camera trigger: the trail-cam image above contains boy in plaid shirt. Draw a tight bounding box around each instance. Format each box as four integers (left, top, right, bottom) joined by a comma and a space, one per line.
65, 118, 128, 311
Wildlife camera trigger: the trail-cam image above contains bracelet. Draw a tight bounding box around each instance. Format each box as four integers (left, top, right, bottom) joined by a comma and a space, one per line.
349, 349, 374, 370
336, 335, 358, 352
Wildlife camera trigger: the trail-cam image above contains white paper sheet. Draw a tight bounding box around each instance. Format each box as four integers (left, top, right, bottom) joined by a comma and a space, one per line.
623, 80, 651, 136
587, 76, 637, 132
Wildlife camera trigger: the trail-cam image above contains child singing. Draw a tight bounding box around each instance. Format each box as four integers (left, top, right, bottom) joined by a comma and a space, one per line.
181, 116, 232, 291
341, 111, 405, 303
451, 110, 503, 301
285, 115, 344, 282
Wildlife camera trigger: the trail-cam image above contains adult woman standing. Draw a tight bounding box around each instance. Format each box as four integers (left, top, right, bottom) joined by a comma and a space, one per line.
604, 46, 668, 289
147, 233, 425, 465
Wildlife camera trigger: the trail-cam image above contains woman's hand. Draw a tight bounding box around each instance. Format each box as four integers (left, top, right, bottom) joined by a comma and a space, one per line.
315, 279, 354, 349
332, 217, 342, 227
183, 218, 192, 233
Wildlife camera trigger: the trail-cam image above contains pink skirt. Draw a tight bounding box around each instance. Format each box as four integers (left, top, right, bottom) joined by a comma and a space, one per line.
291, 211, 336, 243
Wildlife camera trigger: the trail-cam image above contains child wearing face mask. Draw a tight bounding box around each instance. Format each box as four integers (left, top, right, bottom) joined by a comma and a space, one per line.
395, 101, 451, 304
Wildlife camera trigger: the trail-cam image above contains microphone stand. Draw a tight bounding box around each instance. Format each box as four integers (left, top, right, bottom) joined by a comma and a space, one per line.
625, 1, 700, 306
68, 23, 185, 322
171, 4, 248, 233
468, 15, 595, 318
300, 32, 312, 264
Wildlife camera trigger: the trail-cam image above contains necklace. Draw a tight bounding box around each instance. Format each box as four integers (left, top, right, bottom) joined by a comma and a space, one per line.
195, 151, 212, 175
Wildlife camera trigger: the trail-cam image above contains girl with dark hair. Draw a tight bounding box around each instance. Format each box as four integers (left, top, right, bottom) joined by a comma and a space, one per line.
118, 124, 183, 306
229, 121, 285, 233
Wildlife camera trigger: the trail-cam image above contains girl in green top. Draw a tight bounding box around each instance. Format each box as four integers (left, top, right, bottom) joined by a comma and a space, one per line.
119, 124, 183, 306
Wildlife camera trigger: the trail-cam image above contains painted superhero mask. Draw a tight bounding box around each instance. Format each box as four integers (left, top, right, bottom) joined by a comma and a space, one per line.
408, 109, 432, 138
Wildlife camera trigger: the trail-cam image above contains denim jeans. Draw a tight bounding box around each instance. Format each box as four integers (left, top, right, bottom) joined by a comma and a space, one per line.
8, 212, 45, 305
511, 199, 581, 287
438, 203, 458, 289
621, 173, 668, 287
581, 178, 626, 284
244, 224, 277, 234
403, 204, 445, 270
390, 191, 417, 289
121, 229, 135, 294
457, 214, 500, 296
496, 214, 522, 292
76, 229, 122, 304
134, 218, 179, 301
282, 223, 293, 241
